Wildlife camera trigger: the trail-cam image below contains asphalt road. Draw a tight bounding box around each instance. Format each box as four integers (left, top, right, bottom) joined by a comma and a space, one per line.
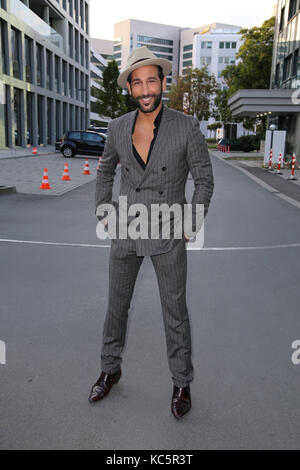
0, 154, 300, 450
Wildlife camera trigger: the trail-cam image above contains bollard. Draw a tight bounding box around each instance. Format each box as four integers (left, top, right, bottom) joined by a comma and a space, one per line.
275, 153, 283, 175
288, 154, 298, 181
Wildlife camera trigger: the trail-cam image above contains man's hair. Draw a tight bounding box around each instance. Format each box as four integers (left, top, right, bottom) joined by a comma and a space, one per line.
127, 65, 164, 85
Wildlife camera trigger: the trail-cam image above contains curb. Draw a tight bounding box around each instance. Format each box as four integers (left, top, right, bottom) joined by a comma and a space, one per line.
0, 151, 56, 160
0, 185, 16, 194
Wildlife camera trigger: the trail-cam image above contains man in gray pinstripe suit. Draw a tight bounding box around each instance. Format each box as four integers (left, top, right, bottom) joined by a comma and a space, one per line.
89, 47, 214, 419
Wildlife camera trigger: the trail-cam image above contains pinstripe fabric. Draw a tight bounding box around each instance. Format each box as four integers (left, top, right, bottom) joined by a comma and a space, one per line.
101, 237, 193, 388
96, 106, 214, 387
95, 105, 214, 256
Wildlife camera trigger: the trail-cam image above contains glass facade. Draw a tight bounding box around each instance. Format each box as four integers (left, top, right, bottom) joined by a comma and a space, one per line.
272, 0, 300, 89
0, 1, 91, 149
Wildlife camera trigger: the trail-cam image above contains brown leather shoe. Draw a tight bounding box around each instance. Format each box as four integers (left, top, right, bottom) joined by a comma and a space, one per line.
171, 385, 191, 418
88, 369, 122, 403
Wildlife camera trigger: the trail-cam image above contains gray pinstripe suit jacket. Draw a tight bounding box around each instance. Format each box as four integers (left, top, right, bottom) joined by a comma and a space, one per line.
95, 105, 214, 256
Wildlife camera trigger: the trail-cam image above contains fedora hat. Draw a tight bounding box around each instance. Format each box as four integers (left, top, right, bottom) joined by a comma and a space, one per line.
117, 46, 172, 89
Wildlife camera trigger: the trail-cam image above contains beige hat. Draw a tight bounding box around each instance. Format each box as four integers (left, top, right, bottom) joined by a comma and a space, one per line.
117, 46, 172, 89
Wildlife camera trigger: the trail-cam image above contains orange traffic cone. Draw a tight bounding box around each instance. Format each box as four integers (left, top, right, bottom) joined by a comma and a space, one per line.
83, 159, 91, 175
32, 147, 38, 155
61, 162, 71, 180
40, 168, 51, 189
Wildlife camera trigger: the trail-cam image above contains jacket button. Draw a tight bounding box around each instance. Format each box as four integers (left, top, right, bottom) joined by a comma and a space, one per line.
125, 167, 129, 172
162, 166, 166, 171
136, 187, 141, 192
135, 211, 140, 217
159, 191, 163, 195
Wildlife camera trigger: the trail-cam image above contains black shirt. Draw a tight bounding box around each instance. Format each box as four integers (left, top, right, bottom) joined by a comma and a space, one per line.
131, 104, 164, 170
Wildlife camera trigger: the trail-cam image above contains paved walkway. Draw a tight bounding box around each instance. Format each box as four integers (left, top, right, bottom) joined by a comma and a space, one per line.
0, 145, 57, 160
210, 150, 300, 207
0, 153, 104, 196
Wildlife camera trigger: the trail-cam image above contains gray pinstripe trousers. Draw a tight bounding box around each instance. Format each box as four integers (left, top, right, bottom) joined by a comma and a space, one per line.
100, 237, 194, 388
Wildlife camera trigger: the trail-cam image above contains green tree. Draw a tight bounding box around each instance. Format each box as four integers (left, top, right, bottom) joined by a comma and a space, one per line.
94, 60, 127, 119
168, 67, 218, 120
222, 16, 276, 94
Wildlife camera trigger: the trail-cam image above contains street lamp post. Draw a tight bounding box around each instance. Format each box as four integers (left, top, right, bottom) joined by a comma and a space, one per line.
268, 123, 277, 172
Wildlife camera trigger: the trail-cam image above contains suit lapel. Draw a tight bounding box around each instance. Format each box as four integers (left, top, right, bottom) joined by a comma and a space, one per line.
125, 106, 174, 183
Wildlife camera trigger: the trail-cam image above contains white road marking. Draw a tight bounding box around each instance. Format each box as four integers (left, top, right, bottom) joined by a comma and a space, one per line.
1, 238, 300, 251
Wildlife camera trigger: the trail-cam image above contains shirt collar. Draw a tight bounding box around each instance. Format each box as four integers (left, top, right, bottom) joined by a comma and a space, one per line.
132, 103, 164, 133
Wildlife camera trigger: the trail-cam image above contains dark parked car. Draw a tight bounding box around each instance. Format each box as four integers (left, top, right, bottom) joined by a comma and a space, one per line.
60, 130, 106, 158
218, 138, 254, 152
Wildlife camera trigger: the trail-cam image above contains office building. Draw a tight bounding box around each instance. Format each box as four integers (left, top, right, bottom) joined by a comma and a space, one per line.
114, 19, 182, 93
180, 23, 245, 137
228, 0, 300, 156
90, 44, 110, 125
0, 0, 90, 150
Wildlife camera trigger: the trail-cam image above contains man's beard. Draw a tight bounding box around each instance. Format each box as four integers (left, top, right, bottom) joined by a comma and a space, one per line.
130, 86, 163, 114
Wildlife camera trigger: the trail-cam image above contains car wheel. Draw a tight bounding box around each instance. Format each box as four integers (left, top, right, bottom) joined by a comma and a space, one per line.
62, 146, 75, 158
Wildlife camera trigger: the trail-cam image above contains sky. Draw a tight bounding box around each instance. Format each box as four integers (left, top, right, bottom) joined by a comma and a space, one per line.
90, 0, 277, 41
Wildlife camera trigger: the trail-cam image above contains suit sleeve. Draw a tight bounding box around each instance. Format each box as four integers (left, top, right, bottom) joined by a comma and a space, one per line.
95, 120, 120, 223
185, 117, 214, 236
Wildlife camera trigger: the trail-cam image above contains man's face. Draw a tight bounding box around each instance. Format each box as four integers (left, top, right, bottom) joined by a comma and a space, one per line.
127, 65, 167, 114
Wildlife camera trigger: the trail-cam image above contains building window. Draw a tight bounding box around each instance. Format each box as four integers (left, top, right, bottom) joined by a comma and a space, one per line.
55, 100, 61, 141
183, 44, 193, 51
207, 41, 212, 48
69, 65, 73, 97
11, 27, 21, 79
68, 0, 73, 17
219, 42, 224, 48
85, 2, 89, 34
292, 48, 299, 77
183, 52, 192, 59
37, 95, 44, 145
201, 41, 206, 48
275, 63, 280, 86
288, 0, 296, 22
0, 20, 8, 75
183, 60, 192, 67
80, 0, 84, 29
137, 35, 173, 46
13, 87, 22, 146
74, 0, 79, 24
46, 50, 52, 90
279, 6, 285, 31
62, 60, 67, 96
26, 91, 33, 145
47, 98, 52, 144
225, 42, 231, 49
75, 69, 79, 100
55, 55, 60, 93
283, 53, 292, 80
24, 36, 33, 83
0, 0, 7, 10
231, 42, 237, 48
75, 29, 79, 62
85, 39, 89, 68
69, 23, 73, 58
36, 43, 43, 86
80, 34, 84, 65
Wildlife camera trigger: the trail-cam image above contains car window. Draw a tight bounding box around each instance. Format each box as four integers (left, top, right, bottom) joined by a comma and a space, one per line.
68, 132, 81, 140
83, 133, 103, 143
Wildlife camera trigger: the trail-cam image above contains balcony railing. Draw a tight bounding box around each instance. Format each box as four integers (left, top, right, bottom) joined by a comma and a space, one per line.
9, 0, 64, 51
